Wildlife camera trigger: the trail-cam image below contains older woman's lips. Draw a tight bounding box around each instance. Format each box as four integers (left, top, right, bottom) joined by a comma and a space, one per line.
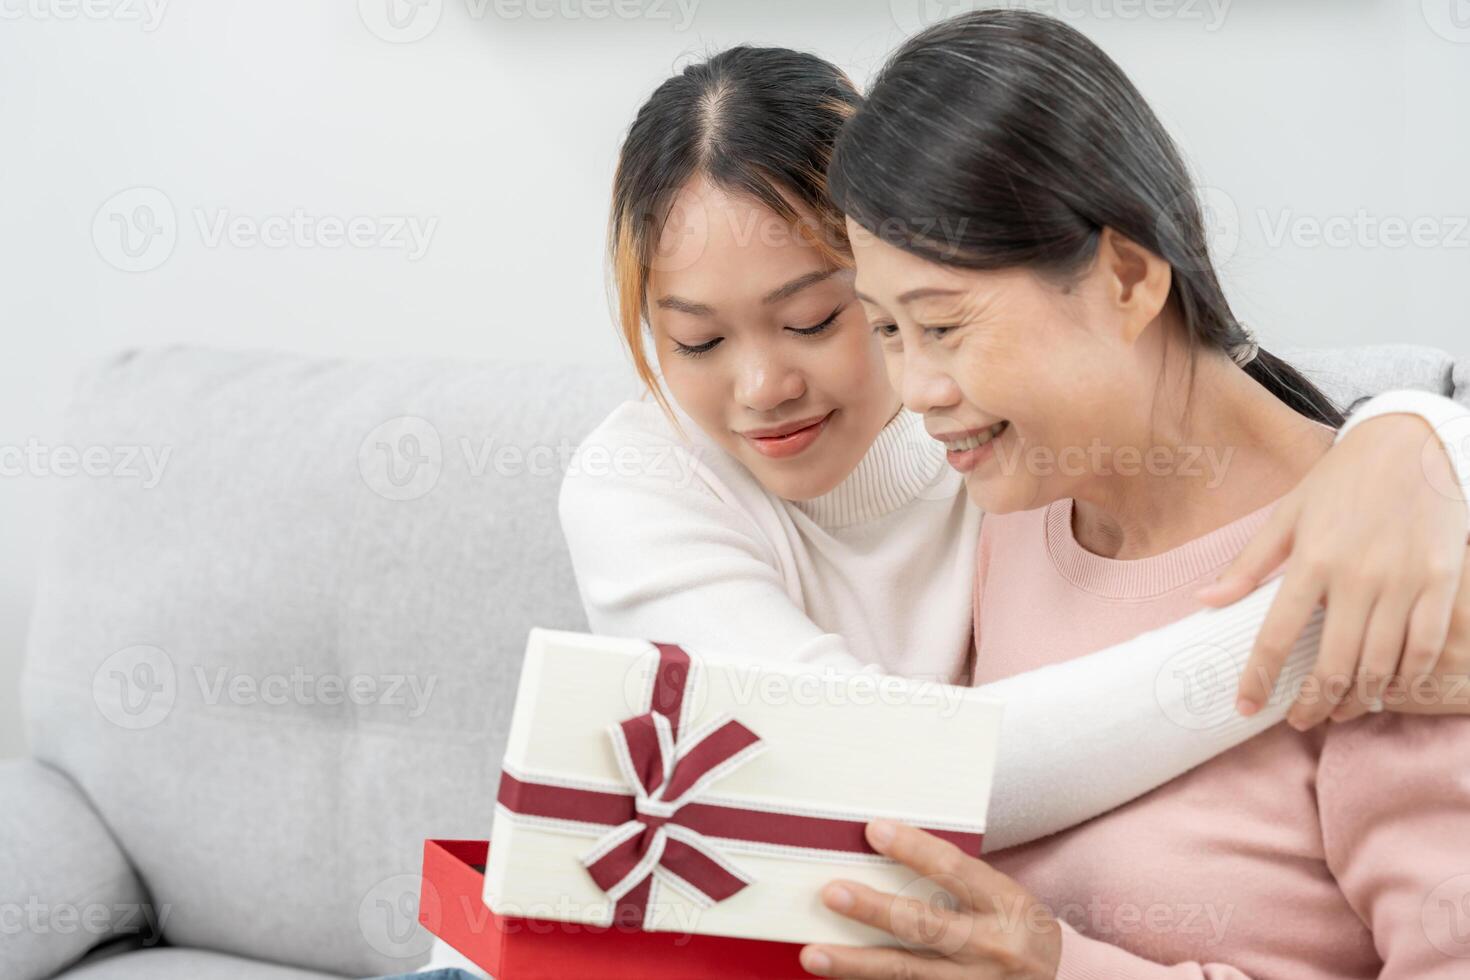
937, 420, 1010, 473
741, 411, 835, 459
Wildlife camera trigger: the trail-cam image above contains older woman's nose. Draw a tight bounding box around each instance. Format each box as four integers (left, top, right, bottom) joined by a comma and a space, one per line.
899, 353, 960, 416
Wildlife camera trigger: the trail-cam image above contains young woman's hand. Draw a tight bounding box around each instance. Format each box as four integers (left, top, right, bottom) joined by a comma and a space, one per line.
1329, 541, 1470, 722
799, 821, 1061, 980
1198, 413, 1468, 729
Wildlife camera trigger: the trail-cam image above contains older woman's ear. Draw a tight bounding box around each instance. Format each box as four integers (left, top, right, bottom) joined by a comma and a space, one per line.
1096, 226, 1172, 346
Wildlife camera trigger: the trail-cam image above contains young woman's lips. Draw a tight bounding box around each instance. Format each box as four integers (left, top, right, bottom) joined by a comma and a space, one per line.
741, 411, 835, 459
942, 421, 1010, 474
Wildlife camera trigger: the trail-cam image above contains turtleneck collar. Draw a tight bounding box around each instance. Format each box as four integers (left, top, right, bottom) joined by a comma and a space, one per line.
789, 408, 955, 529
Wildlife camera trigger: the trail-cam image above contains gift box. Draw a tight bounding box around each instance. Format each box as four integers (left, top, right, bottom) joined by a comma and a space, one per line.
419, 839, 809, 978
484, 628, 1005, 950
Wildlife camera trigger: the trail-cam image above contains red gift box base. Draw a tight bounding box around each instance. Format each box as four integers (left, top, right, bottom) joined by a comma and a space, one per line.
419, 839, 814, 979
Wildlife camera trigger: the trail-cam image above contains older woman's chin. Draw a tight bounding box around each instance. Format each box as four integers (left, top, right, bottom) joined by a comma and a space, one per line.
963, 472, 1051, 515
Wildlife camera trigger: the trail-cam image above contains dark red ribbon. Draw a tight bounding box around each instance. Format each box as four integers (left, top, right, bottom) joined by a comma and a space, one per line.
496, 641, 985, 928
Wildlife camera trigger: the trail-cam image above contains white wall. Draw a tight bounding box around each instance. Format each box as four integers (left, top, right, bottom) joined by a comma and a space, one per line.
2, 0, 1467, 759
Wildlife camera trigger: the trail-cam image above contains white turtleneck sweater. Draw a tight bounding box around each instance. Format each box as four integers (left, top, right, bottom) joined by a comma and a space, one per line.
423, 388, 1469, 975
563, 399, 981, 681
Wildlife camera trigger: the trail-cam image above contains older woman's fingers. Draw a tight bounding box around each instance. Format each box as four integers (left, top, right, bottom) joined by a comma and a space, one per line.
799, 942, 947, 979
864, 821, 1010, 913
818, 880, 974, 957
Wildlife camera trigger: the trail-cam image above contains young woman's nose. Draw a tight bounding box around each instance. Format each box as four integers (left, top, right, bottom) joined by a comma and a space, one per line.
736, 354, 805, 412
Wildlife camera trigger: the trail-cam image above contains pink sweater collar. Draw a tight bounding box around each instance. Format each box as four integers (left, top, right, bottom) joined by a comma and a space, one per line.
1043, 497, 1282, 599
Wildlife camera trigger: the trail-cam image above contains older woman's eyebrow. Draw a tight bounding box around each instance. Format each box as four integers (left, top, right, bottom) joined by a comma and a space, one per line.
655, 269, 839, 316
855, 286, 965, 306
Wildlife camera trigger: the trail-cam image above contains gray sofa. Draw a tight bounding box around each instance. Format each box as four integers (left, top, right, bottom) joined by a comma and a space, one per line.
4, 344, 1466, 979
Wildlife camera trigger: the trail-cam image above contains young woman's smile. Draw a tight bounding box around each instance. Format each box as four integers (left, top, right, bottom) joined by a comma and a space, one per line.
739, 410, 837, 458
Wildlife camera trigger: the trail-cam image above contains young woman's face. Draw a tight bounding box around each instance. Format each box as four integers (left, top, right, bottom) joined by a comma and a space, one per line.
847, 217, 1146, 514
646, 178, 900, 501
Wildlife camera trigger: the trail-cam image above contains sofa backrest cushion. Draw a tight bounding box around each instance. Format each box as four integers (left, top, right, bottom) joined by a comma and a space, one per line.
24, 347, 638, 976
22, 343, 1463, 975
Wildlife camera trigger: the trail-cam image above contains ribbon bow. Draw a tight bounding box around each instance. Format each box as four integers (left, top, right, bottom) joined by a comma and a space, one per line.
495, 640, 986, 931
581, 646, 765, 914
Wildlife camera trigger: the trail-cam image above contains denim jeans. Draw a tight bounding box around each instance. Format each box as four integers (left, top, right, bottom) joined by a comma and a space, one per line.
368, 971, 480, 980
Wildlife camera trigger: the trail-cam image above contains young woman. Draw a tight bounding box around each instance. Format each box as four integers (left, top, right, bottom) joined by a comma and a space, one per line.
797, 10, 1470, 977
413, 39, 1470, 980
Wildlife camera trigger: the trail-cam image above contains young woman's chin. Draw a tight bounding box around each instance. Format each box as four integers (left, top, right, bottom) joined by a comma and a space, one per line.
741, 446, 849, 502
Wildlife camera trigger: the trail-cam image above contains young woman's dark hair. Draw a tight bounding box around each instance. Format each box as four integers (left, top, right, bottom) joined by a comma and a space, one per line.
828, 9, 1344, 427
608, 46, 860, 415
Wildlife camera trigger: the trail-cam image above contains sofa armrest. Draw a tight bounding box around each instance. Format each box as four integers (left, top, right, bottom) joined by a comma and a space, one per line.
0, 759, 152, 980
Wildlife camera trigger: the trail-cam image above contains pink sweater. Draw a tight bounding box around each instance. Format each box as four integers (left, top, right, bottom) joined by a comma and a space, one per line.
972, 498, 1470, 978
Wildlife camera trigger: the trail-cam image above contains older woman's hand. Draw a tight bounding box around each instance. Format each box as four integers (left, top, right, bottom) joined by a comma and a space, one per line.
1198, 413, 1468, 729
799, 820, 1061, 980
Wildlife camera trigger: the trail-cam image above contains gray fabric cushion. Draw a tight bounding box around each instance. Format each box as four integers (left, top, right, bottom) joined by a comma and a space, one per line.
23, 348, 638, 977
1281, 342, 1464, 409
0, 760, 150, 980
57, 947, 345, 979
18, 343, 1463, 976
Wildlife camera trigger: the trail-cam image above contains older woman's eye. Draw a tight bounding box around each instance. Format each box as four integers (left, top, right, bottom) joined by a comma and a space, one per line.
925, 326, 956, 339
871, 322, 899, 339
673, 337, 722, 358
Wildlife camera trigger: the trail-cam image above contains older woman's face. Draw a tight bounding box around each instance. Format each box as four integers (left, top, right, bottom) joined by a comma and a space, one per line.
645, 178, 900, 501
846, 217, 1143, 514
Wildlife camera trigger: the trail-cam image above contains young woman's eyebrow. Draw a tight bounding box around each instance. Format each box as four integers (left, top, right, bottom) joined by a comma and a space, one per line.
654, 295, 716, 316
655, 269, 838, 317
761, 269, 837, 305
